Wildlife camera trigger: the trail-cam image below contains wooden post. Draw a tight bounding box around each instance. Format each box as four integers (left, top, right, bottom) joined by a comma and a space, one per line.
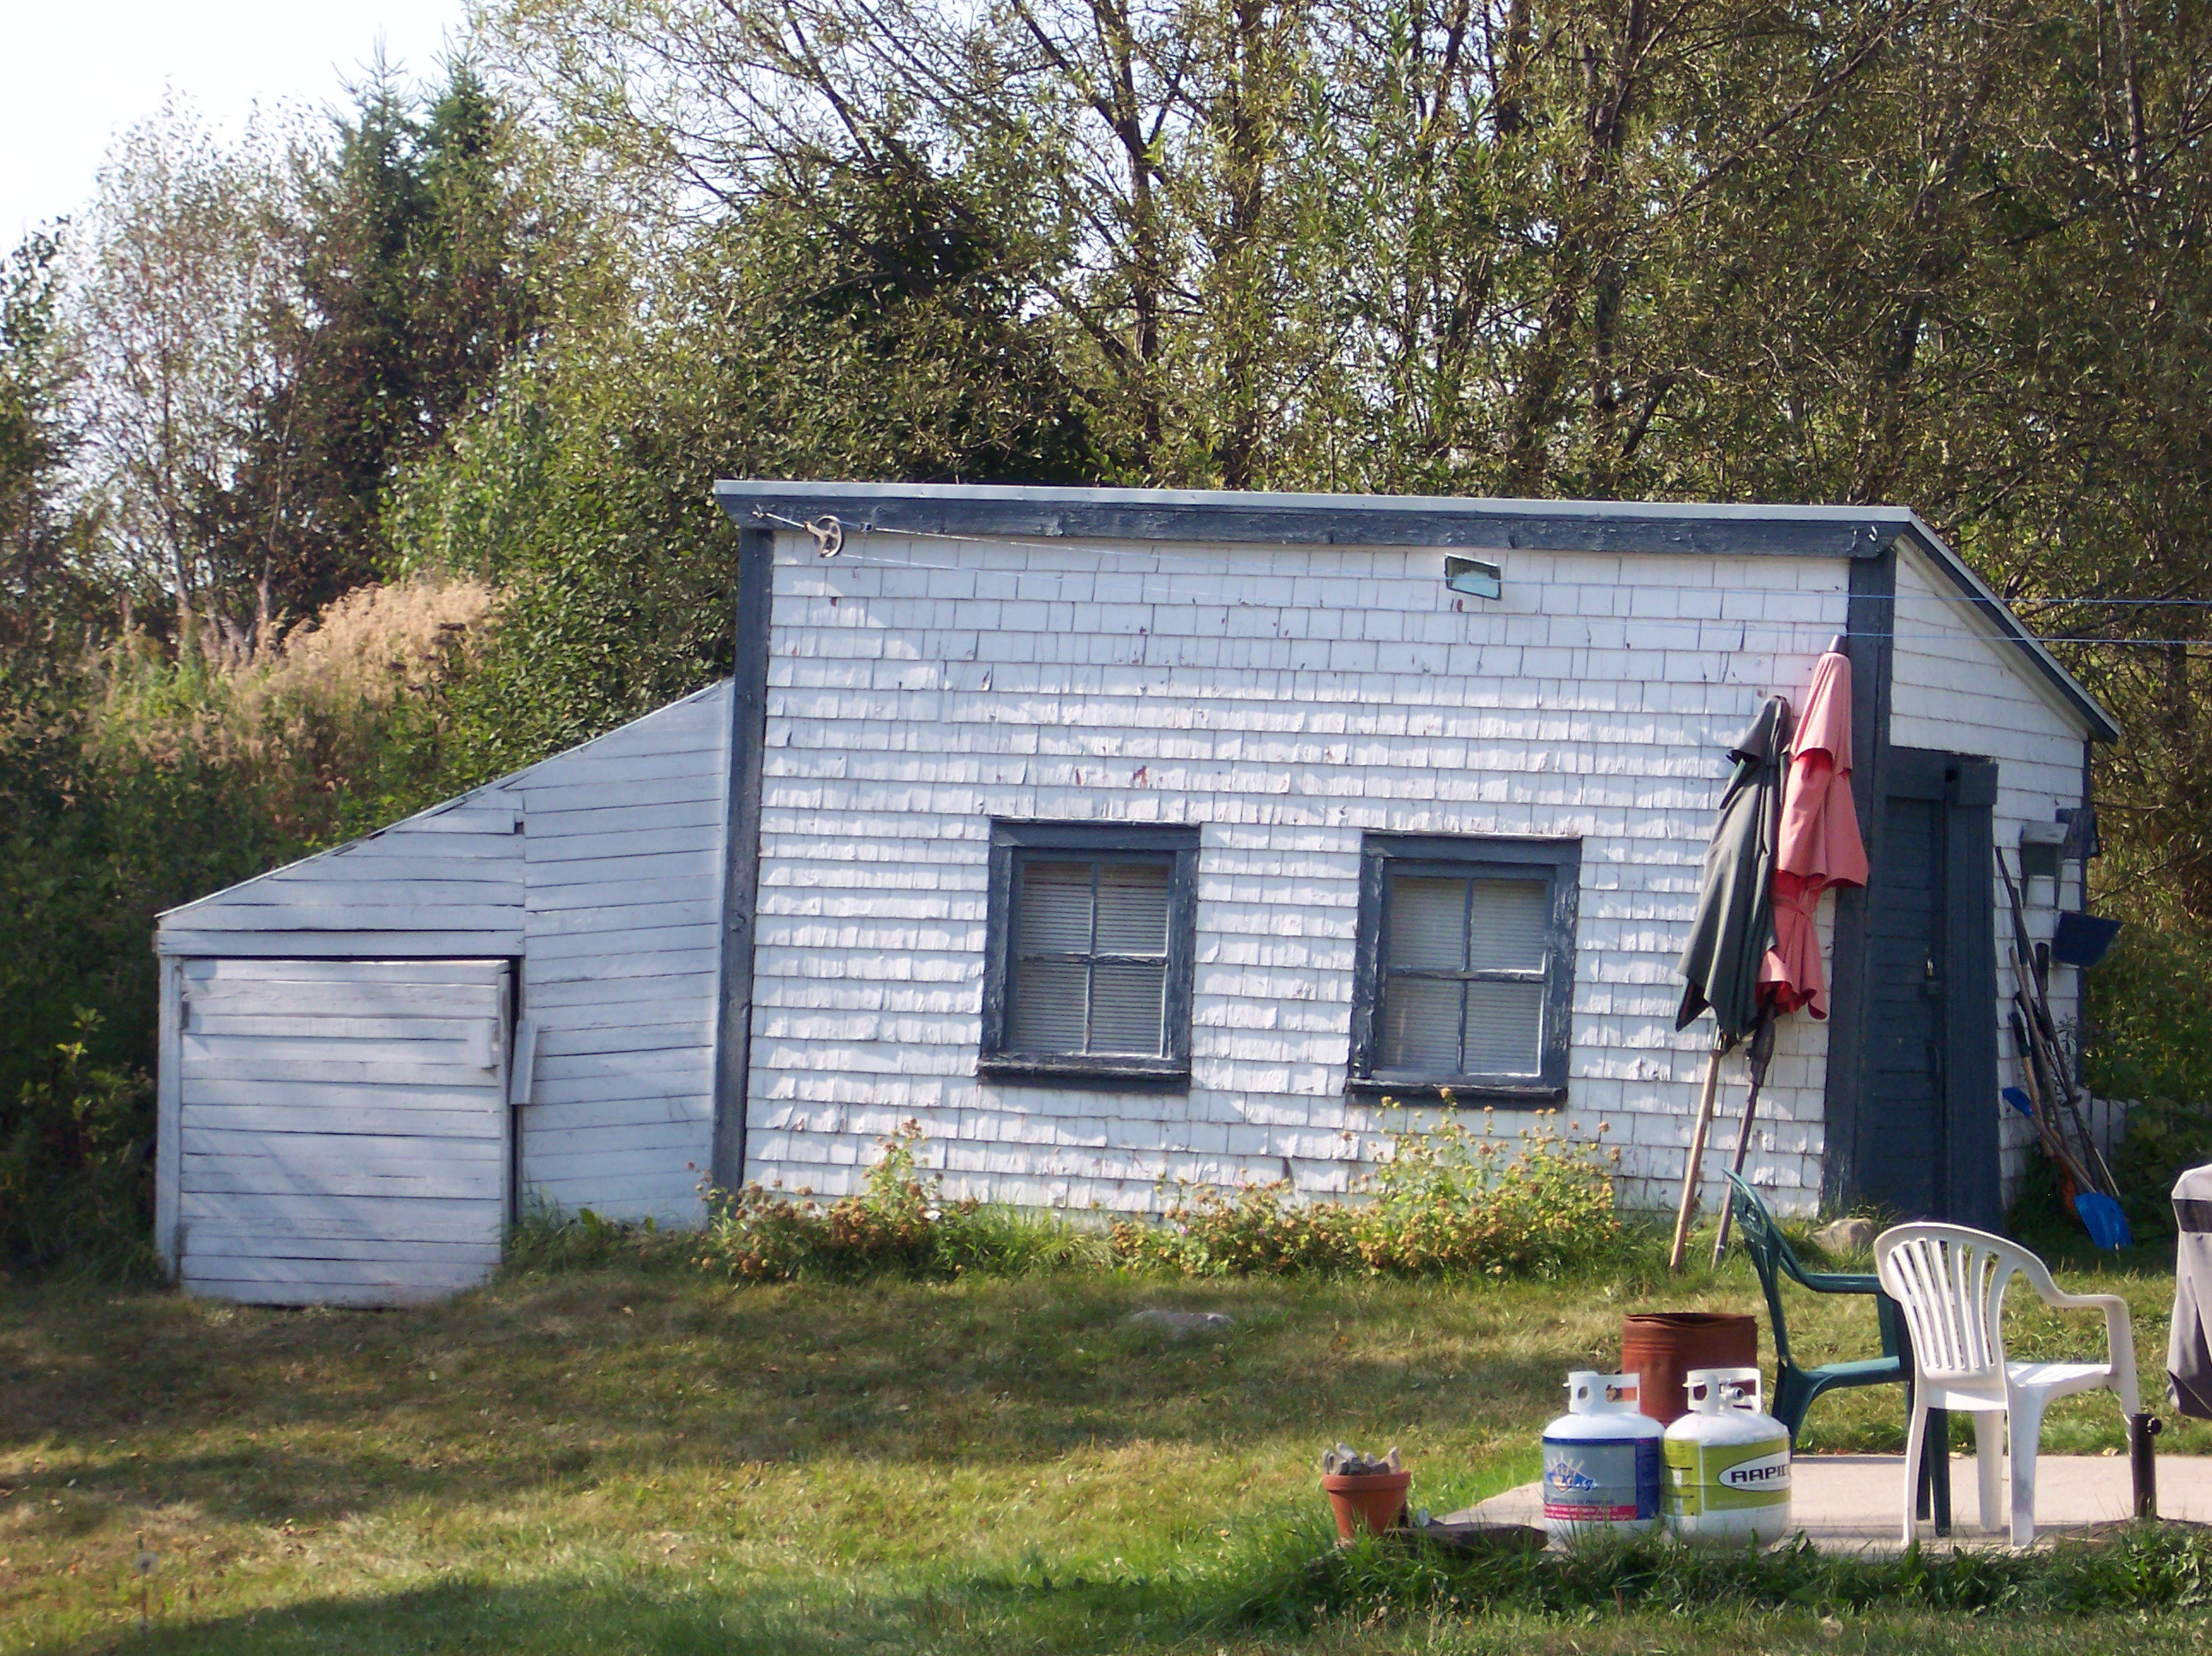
1669, 1047, 1725, 1273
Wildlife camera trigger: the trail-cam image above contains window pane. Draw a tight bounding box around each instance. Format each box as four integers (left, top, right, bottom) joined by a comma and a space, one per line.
1011, 960, 1088, 1052
1090, 961, 1167, 1054
1388, 875, 1466, 969
1379, 977, 1462, 1071
1467, 879, 1550, 972
1095, 862, 1170, 955
1019, 861, 1094, 954
1463, 981, 1544, 1073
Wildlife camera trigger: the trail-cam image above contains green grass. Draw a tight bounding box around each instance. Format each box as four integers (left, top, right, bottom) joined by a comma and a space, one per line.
2, 1230, 2207, 1653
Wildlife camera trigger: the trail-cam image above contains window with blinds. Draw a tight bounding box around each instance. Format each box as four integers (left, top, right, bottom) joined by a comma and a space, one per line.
982, 822, 1199, 1084
1011, 858, 1172, 1056
1380, 874, 1549, 1075
1350, 836, 1579, 1099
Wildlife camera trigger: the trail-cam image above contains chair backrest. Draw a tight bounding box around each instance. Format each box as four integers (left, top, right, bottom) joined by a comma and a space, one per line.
1872, 1223, 2027, 1392
1724, 1173, 1800, 1365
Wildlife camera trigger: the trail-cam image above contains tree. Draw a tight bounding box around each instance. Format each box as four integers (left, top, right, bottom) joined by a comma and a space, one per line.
72, 96, 302, 660
229, 61, 553, 615
0, 229, 82, 641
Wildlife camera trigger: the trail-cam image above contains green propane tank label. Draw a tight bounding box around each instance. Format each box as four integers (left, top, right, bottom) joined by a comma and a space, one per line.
1663, 1434, 1790, 1516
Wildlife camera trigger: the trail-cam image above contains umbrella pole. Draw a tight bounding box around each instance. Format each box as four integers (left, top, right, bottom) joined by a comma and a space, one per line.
1710, 1088, 1761, 1268
1668, 1047, 1726, 1273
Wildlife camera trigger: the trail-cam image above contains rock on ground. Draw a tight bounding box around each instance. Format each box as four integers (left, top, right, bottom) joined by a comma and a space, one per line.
1125, 1309, 1235, 1339
1815, 1216, 1883, 1255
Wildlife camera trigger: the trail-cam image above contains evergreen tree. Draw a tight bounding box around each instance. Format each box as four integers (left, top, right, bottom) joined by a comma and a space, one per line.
228, 61, 549, 616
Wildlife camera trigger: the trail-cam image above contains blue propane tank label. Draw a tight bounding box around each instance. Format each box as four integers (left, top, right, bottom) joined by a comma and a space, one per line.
1541, 1434, 1661, 1523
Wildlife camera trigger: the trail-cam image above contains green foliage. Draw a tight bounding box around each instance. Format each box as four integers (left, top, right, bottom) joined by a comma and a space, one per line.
0, 646, 296, 1103
1110, 1110, 1622, 1280
0, 1010, 160, 1279
1223, 1523, 2212, 1633
385, 159, 1108, 781
2083, 922, 2212, 1107
0, 229, 81, 636
520, 1115, 1620, 1289
2075, 921, 2212, 1238
226, 61, 554, 617
512, 1124, 1115, 1285
2109, 1098, 2212, 1240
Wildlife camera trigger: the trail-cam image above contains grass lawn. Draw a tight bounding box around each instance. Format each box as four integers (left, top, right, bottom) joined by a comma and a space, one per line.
3, 1232, 2208, 1653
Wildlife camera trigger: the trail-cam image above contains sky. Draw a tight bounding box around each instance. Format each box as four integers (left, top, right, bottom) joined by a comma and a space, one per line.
1, 0, 475, 248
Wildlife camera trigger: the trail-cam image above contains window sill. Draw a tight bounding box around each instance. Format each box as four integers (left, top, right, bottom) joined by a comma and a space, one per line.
1345, 1076, 1568, 1106
977, 1053, 1190, 1091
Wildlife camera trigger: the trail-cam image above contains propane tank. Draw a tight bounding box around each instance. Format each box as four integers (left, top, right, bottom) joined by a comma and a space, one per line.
1541, 1371, 1664, 1542
1663, 1366, 1791, 1545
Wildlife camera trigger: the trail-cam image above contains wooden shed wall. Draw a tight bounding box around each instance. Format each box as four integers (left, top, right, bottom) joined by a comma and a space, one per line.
158, 789, 527, 959
518, 682, 730, 1220
156, 681, 734, 1249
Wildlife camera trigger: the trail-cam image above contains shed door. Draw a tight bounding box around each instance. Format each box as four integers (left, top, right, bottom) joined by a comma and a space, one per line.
176, 958, 512, 1305
1855, 749, 2000, 1228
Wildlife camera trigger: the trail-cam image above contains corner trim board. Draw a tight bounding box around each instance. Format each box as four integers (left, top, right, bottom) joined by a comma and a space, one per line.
712, 526, 775, 1191
154, 955, 183, 1278
1821, 546, 1896, 1215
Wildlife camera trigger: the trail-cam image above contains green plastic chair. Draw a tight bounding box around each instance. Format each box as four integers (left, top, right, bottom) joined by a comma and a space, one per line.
1723, 1171, 1910, 1440
1723, 1173, 1954, 1527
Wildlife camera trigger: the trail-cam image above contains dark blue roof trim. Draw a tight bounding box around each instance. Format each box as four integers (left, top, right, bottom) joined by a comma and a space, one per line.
716, 480, 1900, 558
712, 481, 2118, 741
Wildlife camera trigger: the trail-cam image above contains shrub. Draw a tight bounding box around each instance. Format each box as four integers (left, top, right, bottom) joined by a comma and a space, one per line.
2083, 921, 2212, 1107
520, 1113, 1620, 1287
1109, 1107, 1622, 1279
2109, 1095, 2212, 1239
0, 1011, 161, 1281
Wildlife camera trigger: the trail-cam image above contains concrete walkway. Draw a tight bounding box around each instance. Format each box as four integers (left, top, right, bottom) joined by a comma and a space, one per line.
1451, 1455, 2212, 1552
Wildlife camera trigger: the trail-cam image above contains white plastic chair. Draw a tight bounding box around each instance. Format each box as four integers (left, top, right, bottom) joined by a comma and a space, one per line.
1873, 1223, 2137, 1547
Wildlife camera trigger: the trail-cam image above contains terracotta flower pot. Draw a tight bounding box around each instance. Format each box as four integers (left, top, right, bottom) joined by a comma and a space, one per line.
1321, 1469, 1412, 1542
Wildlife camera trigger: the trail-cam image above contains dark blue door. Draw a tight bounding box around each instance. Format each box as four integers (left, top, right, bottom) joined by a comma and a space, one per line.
1854, 749, 2000, 1227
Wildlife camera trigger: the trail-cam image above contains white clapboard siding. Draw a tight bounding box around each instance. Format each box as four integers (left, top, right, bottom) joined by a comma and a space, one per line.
172, 959, 511, 1306
528, 847, 721, 885
185, 1237, 502, 1266
516, 684, 729, 1221
180, 1190, 497, 1245
158, 790, 527, 958
180, 1262, 490, 1306
525, 825, 723, 865
518, 1097, 713, 1136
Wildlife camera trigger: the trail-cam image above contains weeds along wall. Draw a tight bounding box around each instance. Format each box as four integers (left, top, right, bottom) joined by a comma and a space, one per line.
744, 531, 1852, 1215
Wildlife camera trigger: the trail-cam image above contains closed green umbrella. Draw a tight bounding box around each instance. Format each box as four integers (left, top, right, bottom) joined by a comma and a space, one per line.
1675, 696, 1791, 1046
1668, 695, 1791, 1271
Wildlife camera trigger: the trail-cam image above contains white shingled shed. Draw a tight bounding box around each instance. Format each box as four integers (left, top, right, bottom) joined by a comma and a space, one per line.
155, 484, 2118, 1305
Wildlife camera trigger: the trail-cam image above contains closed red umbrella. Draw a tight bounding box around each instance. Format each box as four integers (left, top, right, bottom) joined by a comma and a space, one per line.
1758, 648, 1869, 1016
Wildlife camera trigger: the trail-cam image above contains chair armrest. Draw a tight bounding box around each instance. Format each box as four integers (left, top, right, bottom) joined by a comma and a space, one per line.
1795, 1269, 1880, 1295
2029, 1282, 2140, 1414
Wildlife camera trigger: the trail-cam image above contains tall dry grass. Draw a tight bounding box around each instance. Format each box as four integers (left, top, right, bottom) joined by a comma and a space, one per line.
93, 576, 502, 840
